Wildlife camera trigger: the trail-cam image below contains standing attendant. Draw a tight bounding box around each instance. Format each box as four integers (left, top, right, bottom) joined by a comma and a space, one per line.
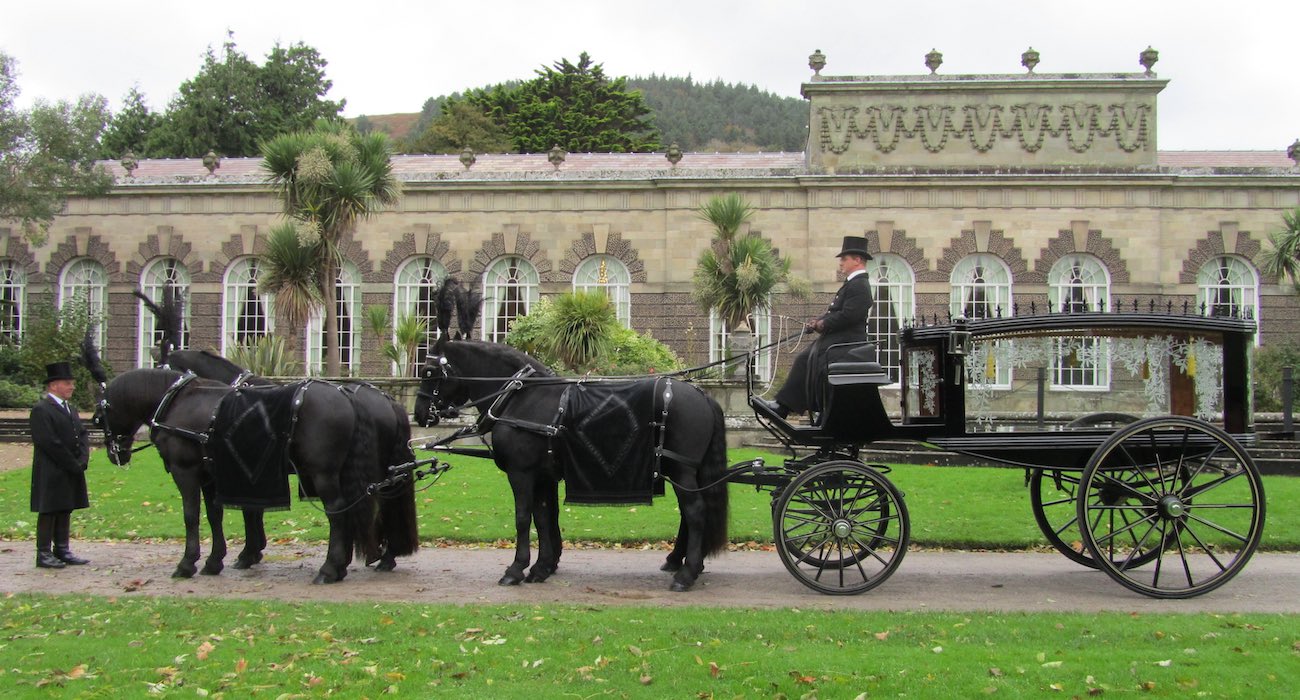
30, 361, 91, 569
765, 236, 874, 418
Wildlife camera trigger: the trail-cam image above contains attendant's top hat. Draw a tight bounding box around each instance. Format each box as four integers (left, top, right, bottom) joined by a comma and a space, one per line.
836, 235, 873, 260
44, 362, 75, 384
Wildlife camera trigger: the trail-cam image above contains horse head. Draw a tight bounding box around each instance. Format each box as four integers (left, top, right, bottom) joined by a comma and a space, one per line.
413, 336, 463, 428
96, 378, 139, 466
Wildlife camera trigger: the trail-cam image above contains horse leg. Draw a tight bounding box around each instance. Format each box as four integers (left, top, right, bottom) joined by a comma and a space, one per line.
171, 470, 202, 578
232, 509, 266, 569
661, 518, 689, 572
313, 500, 355, 585
670, 486, 708, 592
500, 471, 535, 586
525, 478, 561, 583
199, 478, 227, 575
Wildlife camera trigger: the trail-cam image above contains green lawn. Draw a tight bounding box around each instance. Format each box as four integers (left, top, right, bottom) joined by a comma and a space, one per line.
2, 595, 1296, 698
2, 447, 1297, 551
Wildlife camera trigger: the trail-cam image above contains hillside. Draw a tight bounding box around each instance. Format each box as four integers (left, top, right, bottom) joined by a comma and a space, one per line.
354, 76, 808, 153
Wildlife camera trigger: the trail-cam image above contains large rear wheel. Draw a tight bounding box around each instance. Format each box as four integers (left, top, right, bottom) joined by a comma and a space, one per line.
774, 460, 909, 595
1030, 469, 1163, 570
1077, 416, 1266, 599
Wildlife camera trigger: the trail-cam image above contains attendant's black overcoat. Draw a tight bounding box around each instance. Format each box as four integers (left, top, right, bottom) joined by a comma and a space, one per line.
29, 395, 90, 513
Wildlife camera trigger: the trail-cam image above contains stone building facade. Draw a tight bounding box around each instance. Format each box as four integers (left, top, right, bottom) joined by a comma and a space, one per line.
2, 52, 1298, 396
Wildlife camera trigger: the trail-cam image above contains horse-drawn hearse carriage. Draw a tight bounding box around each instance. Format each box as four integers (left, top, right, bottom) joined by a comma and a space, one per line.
413, 303, 1264, 600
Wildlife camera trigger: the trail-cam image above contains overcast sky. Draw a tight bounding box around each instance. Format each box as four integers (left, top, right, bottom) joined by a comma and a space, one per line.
3, 0, 1297, 151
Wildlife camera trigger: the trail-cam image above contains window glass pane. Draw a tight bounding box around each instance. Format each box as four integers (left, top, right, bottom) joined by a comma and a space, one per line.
867, 254, 914, 384
1048, 255, 1110, 389
950, 254, 1012, 387
710, 307, 772, 382
394, 257, 447, 375
222, 257, 273, 354
482, 256, 538, 344
60, 258, 106, 350
574, 255, 631, 326
306, 261, 360, 376
0, 259, 24, 343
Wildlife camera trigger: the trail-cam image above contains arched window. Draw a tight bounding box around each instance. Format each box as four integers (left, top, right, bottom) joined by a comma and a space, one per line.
950, 254, 1012, 387
867, 254, 915, 383
0, 259, 24, 343
710, 307, 773, 382
222, 257, 273, 355
1198, 256, 1258, 320
482, 256, 538, 343
137, 258, 192, 367
60, 258, 107, 350
1048, 255, 1111, 389
306, 260, 361, 376
573, 255, 631, 326
394, 257, 447, 376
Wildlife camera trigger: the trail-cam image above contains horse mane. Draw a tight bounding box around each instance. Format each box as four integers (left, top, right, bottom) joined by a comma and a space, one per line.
444, 338, 555, 377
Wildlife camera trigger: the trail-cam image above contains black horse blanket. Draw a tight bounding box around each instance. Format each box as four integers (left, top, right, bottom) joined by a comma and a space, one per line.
206, 383, 306, 510
555, 379, 668, 505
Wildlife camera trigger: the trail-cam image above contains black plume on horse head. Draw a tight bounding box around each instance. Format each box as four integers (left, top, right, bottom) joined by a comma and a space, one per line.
134, 286, 185, 364
80, 327, 108, 386
456, 287, 482, 341
435, 278, 459, 339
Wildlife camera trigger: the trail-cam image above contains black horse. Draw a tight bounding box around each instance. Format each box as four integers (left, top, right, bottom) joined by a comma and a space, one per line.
97, 367, 409, 583
166, 349, 420, 571
413, 337, 730, 591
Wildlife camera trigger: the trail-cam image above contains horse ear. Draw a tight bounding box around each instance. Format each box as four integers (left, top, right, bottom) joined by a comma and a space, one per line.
433, 332, 448, 355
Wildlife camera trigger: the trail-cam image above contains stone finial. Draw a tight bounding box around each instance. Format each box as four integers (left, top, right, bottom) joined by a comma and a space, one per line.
665, 142, 683, 166
202, 150, 220, 175
1021, 47, 1040, 74
120, 151, 138, 177
808, 49, 827, 76
1139, 46, 1159, 76
547, 144, 566, 170
925, 48, 943, 74
460, 147, 477, 170
1288, 139, 1300, 167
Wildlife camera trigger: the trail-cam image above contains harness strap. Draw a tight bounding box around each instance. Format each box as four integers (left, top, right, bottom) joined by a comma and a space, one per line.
149, 373, 213, 444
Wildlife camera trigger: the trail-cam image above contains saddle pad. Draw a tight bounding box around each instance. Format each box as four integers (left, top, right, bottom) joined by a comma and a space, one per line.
558, 380, 661, 505
207, 384, 299, 510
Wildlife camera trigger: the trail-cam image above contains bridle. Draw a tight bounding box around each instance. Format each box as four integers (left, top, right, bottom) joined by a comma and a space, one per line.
94, 393, 147, 464
416, 356, 462, 425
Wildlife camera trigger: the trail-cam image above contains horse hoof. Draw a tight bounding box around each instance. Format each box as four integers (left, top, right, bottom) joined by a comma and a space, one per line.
669, 580, 692, 592
660, 560, 682, 572
172, 568, 196, 579
311, 573, 334, 585
231, 559, 253, 570
524, 568, 553, 583
200, 564, 223, 576
498, 574, 523, 586
375, 558, 397, 572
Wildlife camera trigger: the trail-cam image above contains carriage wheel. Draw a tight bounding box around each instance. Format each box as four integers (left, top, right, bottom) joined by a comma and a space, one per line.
774, 460, 909, 595
1030, 469, 1163, 570
1077, 416, 1266, 599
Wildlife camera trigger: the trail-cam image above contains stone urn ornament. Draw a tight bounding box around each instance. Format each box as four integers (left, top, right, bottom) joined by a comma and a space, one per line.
925, 48, 943, 74
1139, 46, 1159, 76
1021, 47, 1040, 74
808, 49, 827, 76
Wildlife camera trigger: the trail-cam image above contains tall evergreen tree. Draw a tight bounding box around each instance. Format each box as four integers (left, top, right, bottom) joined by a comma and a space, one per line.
148, 34, 344, 158
455, 53, 660, 153
100, 86, 160, 159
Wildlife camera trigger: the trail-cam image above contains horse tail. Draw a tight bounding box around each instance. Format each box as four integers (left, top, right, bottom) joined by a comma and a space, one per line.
341, 392, 382, 564
376, 399, 420, 557
701, 395, 730, 557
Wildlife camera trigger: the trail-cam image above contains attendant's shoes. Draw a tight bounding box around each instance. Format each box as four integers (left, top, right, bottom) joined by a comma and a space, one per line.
54, 548, 89, 565
36, 551, 66, 569
759, 400, 790, 419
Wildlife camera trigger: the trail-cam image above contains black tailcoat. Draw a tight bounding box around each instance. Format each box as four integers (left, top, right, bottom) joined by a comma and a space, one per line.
29, 395, 90, 513
776, 273, 874, 413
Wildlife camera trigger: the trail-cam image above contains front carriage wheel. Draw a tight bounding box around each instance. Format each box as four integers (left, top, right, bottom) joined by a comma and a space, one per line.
774, 460, 909, 595
1077, 416, 1266, 599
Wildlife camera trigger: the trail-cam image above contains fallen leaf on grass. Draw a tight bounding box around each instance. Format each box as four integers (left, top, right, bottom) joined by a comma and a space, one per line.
709, 661, 720, 678
196, 641, 215, 661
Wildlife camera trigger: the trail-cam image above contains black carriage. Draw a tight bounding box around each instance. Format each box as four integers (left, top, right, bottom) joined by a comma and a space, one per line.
739, 308, 1264, 599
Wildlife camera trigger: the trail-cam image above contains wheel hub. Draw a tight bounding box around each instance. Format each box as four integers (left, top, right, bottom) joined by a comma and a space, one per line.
1157, 495, 1186, 519
832, 519, 853, 539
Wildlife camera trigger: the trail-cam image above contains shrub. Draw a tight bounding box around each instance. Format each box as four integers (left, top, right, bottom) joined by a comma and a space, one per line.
506, 296, 682, 376
0, 378, 41, 409
1253, 341, 1300, 412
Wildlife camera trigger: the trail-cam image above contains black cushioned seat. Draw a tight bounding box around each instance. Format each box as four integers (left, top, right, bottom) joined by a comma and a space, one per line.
826, 361, 892, 386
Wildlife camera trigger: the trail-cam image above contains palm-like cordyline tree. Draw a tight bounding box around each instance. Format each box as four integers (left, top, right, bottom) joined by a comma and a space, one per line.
261, 121, 400, 376
692, 194, 803, 374
1260, 208, 1300, 289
